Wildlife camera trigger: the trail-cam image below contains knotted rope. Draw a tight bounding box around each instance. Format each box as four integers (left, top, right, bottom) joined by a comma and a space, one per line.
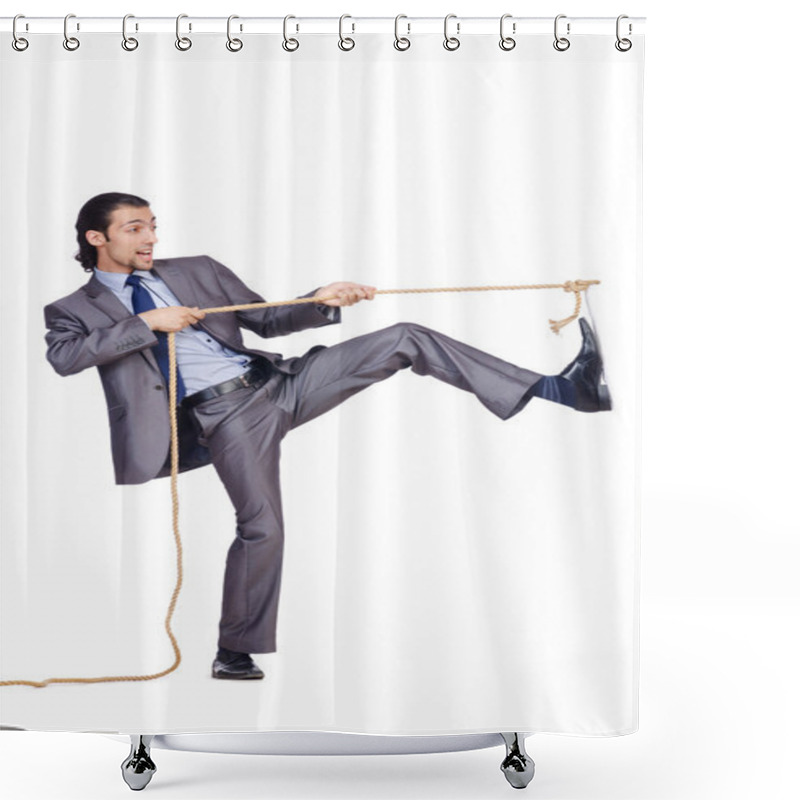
0, 279, 597, 688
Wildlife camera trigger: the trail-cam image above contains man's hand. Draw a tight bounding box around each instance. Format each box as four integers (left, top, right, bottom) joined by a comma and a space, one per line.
314, 282, 377, 307
138, 306, 206, 332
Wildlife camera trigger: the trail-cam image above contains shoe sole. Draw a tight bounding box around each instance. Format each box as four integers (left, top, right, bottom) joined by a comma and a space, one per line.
597, 382, 612, 412
592, 318, 611, 411
211, 669, 264, 680
588, 318, 613, 412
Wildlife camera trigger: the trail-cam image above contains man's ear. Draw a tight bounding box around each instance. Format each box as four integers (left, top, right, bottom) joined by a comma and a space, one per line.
85, 230, 106, 247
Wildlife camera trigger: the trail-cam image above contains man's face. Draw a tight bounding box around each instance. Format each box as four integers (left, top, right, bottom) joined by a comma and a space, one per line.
89, 205, 158, 273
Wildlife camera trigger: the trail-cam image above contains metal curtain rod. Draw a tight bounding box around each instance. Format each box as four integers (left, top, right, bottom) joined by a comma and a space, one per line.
1, 16, 646, 36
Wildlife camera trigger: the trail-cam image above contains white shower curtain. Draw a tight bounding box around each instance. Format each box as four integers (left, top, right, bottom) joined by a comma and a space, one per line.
0, 23, 642, 736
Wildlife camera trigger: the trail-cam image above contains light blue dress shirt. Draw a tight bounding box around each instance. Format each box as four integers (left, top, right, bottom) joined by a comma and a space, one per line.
94, 267, 253, 395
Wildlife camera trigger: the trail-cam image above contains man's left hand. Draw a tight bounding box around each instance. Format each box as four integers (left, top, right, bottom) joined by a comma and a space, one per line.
315, 282, 377, 307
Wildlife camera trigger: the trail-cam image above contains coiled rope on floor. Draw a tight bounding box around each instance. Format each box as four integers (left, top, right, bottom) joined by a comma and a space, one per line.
0, 279, 598, 688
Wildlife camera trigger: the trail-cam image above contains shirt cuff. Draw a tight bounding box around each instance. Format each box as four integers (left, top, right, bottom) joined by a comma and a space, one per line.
316, 303, 338, 321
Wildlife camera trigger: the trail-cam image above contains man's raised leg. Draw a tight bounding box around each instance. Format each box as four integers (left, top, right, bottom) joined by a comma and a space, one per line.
278, 322, 541, 428
279, 318, 611, 430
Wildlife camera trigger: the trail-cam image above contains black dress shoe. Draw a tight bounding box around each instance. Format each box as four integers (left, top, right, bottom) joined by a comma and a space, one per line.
559, 317, 612, 412
212, 647, 265, 680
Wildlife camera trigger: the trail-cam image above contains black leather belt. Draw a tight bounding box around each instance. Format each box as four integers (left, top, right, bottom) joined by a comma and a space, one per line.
182, 363, 269, 409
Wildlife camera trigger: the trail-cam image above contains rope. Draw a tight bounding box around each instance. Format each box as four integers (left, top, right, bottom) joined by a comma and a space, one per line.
202, 279, 599, 334
0, 278, 597, 688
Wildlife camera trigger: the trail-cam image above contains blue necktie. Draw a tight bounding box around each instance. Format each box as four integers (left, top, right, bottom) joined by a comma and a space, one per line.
125, 274, 186, 403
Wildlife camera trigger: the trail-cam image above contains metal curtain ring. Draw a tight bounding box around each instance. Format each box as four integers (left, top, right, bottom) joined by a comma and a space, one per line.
443, 13, 460, 51
175, 13, 192, 51
12, 14, 29, 51
394, 14, 410, 51
63, 13, 80, 51
283, 15, 299, 51
553, 14, 570, 51
615, 14, 632, 51
122, 14, 138, 51
499, 13, 515, 51
226, 15, 243, 51
338, 14, 355, 51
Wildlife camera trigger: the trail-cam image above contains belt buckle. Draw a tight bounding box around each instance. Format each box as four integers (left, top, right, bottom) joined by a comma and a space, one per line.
240, 371, 253, 388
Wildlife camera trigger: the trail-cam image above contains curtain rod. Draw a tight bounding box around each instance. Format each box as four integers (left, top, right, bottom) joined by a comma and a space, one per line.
1, 16, 646, 37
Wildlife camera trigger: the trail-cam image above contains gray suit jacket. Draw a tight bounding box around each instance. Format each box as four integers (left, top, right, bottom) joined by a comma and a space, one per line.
44, 255, 340, 485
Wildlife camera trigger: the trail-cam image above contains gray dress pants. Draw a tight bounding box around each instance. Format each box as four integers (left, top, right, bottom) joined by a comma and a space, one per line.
189, 322, 542, 654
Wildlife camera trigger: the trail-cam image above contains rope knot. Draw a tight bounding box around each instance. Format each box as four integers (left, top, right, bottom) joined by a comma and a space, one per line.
549, 278, 598, 334
563, 279, 594, 294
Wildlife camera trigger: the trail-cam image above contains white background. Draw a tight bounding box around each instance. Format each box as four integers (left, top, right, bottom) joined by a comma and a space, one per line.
1, 1, 797, 799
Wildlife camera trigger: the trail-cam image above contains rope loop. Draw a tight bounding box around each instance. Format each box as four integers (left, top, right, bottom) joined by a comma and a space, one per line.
546, 280, 592, 333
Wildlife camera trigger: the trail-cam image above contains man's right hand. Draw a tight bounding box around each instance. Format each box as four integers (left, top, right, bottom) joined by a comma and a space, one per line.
138, 306, 207, 332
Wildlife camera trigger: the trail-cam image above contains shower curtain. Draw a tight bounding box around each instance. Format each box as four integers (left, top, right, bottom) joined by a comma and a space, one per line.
0, 19, 643, 737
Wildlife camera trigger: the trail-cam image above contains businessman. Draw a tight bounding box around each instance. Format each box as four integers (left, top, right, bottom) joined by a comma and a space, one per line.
44, 192, 611, 680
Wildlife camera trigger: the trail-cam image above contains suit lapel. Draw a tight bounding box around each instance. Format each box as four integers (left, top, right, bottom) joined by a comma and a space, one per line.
153, 261, 200, 309
84, 273, 131, 322
154, 260, 240, 349
84, 274, 159, 372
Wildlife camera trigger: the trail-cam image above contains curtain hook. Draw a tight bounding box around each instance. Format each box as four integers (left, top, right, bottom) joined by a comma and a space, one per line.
283, 15, 299, 52
122, 14, 139, 51
63, 13, 80, 51
12, 14, 29, 51
615, 14, 632, 51
175, 13, 192, 51
443, 13, 460, 51
553, 14, 570, 52
338, 14, 355, 51
394, 14, 411, 51
226, 15, 243, 52
499, 13, 516, 51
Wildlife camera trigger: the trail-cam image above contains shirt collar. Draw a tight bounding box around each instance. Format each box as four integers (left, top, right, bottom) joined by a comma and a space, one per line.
93, 267, 158, 292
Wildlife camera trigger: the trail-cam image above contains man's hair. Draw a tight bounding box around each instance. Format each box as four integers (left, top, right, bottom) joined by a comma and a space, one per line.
74, 192, 151, 272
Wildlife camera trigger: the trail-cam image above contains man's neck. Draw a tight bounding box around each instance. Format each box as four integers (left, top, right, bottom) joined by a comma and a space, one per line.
96, 264, 135, 275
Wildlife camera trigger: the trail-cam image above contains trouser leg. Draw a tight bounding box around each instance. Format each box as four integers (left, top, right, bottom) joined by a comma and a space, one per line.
191, 385, 292, 654
276, 322, 543, 429
188, 323, 541, 655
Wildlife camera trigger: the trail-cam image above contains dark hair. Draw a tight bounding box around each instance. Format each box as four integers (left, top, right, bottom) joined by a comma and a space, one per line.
74, 192, 150, 272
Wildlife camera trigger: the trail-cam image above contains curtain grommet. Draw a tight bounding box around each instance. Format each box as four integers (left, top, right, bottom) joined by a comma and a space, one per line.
443, 14, 460, 51
121, 14, 139, 51
499, 14, 516, 51
394, 15, 411, 51
553, 14, 570, 52
12, 14, 29, 51
282, 15, 299, 52
175, 14, 192, 51
63, 14, 80, 51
